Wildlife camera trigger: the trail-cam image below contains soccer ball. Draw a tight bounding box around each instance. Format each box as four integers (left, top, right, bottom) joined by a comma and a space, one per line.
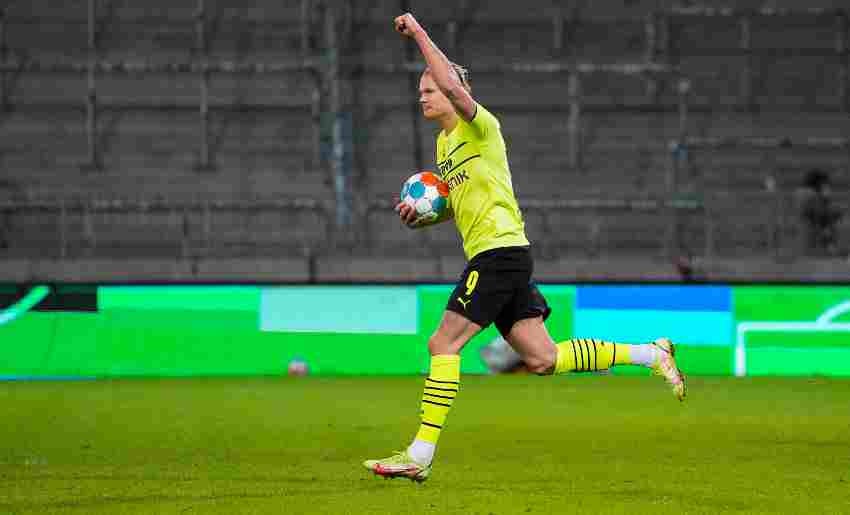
400, 171, 450, 224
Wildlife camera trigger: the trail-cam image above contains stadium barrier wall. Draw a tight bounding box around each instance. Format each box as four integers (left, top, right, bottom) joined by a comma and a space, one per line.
1, 284, 849, 378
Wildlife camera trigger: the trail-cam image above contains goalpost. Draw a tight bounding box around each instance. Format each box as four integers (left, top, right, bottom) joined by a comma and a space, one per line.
735, 300, 850, 377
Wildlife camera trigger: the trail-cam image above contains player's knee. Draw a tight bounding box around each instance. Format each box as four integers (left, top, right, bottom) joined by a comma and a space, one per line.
428, 334, 452, 355
524, 353, 555, 375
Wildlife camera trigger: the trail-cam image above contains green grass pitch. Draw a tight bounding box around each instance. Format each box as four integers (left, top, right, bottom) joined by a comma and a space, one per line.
1, 375, 849, 514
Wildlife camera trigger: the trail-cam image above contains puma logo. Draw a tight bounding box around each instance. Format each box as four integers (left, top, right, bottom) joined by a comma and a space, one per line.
457, 297, 471, 310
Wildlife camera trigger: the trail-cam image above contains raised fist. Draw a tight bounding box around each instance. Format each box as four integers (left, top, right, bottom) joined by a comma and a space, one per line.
394, 13, 424, 38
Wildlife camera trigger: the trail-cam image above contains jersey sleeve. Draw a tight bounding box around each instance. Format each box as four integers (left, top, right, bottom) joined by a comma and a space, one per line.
466, 103, 500, 142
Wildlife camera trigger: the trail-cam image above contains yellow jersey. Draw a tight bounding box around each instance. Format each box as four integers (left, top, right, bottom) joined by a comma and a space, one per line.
436, 103, 529, 260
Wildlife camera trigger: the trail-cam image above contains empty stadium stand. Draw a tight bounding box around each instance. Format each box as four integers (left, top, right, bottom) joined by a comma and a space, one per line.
0, 0, 848, 280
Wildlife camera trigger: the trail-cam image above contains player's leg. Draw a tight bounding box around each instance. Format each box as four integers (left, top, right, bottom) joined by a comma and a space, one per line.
364, 251, 513, 481
427, 309, 483, 355
410, 310, 480, 459
498, 284, 685, 400
363, 310, 481, 482
502, 314, 652, 374
500, 316, 556, 374
505, 315, 686, 400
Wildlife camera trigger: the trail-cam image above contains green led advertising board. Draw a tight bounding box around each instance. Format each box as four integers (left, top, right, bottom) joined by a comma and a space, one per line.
1, 284, 848, 378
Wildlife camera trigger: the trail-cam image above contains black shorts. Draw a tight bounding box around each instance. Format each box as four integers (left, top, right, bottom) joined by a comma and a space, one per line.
446, 246, 551, 337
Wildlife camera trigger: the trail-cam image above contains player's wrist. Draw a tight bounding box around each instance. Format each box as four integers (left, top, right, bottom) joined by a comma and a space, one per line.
412, 29, 429, 44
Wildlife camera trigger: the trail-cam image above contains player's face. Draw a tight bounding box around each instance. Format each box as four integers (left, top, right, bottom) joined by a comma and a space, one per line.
419, 72, 453, 120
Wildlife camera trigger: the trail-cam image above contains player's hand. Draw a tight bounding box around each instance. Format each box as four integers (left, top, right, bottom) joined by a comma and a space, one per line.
394, 198, 421, 228
394, 13, 424, 38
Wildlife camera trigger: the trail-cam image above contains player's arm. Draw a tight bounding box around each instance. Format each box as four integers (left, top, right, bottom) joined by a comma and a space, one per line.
394, 13, 476, 122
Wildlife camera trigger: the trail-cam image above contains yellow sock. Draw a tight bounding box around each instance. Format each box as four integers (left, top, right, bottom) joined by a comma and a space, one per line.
414, 354, 460, 445
554, 338, 633, 374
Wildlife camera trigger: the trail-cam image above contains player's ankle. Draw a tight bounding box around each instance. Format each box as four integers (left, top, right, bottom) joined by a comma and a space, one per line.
407, 439, 435, 466
629, 344, 659, 367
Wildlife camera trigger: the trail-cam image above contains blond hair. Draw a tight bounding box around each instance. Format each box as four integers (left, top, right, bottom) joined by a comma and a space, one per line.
424, 62, 471, 92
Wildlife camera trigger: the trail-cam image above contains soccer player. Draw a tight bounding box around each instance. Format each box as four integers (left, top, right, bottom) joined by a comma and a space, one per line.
363, 13, 685, 483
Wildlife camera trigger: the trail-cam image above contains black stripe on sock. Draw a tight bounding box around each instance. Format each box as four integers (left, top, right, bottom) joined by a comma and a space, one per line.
426, 377, 460, 385
578, 340, 586, 371
422, 399, 452, 408
421, 421, 443, 429
578, 340, 584, 370
579, 338, 590, 372
583, 341, 592, 371
592, 340, 598, 371
424, 386, 458, 393
590, 339, 599, 372
596, 341, 600, 369
612, 342, 616, 365
423, 392, 454, 401
576, 339, 583, 370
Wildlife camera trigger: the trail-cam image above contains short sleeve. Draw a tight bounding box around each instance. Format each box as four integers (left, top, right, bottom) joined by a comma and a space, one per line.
466, 103, 500, 141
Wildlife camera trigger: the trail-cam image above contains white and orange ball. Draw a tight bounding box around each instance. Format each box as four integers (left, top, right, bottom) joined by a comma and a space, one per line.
400, 171, 450, 224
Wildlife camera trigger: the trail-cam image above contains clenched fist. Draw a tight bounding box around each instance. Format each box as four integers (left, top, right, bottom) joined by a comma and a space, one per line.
394, 12, 424, 38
